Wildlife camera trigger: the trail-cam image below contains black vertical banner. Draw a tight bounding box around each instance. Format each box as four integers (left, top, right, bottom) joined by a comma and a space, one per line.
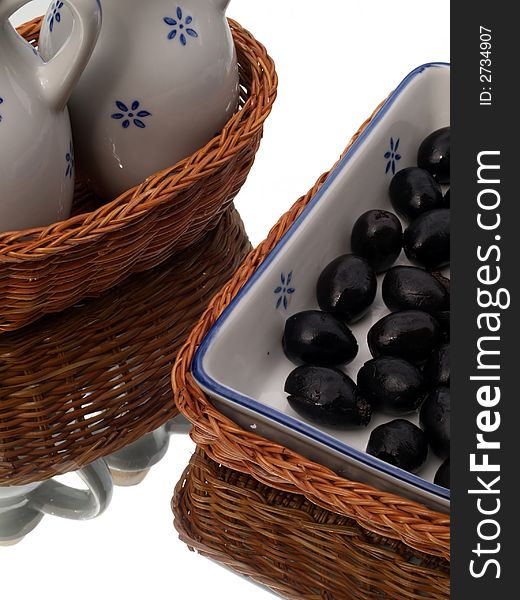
452, 4, 516, 599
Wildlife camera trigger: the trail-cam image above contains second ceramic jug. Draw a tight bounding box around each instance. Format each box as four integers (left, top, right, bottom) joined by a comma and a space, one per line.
40, 0, 240, 201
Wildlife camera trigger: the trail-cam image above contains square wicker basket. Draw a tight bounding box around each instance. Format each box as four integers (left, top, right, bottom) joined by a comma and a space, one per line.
171, 101, 451, 593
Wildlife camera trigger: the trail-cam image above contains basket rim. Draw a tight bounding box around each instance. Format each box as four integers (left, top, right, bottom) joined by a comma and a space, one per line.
172, 82, 451, 560
1, 16, 277, 258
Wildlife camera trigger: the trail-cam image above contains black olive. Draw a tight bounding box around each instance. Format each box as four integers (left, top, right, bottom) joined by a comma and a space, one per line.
443, 188, 450, 208
424, 344, 450, 387
366, 419, 428, 473
389, 167, 443, 221
283, 310, 358, 367
434, 459, 450, 489
434, 310, 450, 342
367, 310, 441, 365
418, 127, 450, 184
404, 209, 450, 270
285, 365, 372, 428
420, 386, 450, 459
357, 356, 425, 415
382, 266, 449, 314
350, 210, 403, 273
317, 255, 377, 323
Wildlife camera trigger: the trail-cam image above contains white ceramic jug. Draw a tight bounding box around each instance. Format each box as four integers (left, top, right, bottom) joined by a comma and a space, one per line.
0, 0, 101, 233
40, 0, 240, 201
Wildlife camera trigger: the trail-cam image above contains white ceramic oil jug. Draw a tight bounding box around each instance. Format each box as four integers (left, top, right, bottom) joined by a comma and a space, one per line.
39, 0, 240, 201
0, 0, 101, 233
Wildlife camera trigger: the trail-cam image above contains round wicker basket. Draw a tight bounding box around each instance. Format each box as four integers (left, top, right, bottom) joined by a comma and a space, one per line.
0, 17, 277, 333
173, 448, 450, 600
0, 207, 250, 486
172, 105, 451, 561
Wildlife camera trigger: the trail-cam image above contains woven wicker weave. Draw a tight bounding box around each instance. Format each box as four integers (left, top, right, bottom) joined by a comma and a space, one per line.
0, 207, 250, 486
0, 17, 277, 333
172, 106, 451, 561
173, 448, 450, 600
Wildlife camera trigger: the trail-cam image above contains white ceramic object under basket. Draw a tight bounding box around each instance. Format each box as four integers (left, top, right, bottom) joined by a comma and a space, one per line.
0, 0, 101, 233
104, 417, 190, 486
39, 0, 240, 201
192, 63, 451, 514
0, 460, 112, 545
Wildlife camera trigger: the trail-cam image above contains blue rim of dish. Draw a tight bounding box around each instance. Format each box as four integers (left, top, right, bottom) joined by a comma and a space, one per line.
193, 62, 451, 503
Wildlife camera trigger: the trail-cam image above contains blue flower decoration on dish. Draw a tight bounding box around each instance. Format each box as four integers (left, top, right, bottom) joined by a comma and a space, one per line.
65, 141, 74, 178
164, 7, 199, 45
0, 97, 3, 124
111, 100, 152, 129
47, 1, 64, 33
274, 272, 295, 310
384, 137, 401, 175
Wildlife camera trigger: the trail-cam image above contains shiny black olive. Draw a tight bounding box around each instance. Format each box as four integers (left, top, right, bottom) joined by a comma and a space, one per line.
420, 386, 450, 459
285, 365, 372, 428
418, 127, 450, 184
424, 344, 450, 387
404, 209, 450, 270
435, 310, 450, 342
443, 188, 450, 208
357, 356, 425, 415
283, 310, 358, 367
389, 167, 443, 221
366, 419, 428, 473
350, 210, 403, 273
382, 266, 449, 314
434, 459, 450, 489
317, 255, 377, 323
367, 310, 441, 365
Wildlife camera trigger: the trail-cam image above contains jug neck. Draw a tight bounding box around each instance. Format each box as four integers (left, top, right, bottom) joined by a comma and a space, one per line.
0, 11, 37, 79
213, 0, 231, 11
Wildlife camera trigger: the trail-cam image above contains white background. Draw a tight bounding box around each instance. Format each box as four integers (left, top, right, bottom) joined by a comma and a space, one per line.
3, 1, 449, 598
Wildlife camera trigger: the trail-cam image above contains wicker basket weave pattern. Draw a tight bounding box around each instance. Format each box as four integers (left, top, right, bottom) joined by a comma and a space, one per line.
172, 106, 451, 561
0, 208, 251, 485
173, 449, 450, 600
0, 17, 277, 333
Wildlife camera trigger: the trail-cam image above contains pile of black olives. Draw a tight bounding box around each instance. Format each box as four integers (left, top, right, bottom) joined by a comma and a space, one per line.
282, 127, 451, 488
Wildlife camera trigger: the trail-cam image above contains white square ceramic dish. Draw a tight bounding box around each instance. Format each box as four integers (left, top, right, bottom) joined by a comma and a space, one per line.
193, 63, 450, 513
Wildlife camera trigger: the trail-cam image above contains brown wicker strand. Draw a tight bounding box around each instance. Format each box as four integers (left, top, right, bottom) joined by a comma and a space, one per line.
0, 17, 277, 332
172, 448, 450, 599
172, 104, 450, 561
0, 207, 251, 485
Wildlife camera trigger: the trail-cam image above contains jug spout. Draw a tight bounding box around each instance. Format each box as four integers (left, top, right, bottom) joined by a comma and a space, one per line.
0, 0, 28, 21
213, 0, 231, 13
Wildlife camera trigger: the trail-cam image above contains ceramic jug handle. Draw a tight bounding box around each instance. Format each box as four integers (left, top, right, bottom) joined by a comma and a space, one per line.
27, 459, 113, 520
36, 0, 102, 112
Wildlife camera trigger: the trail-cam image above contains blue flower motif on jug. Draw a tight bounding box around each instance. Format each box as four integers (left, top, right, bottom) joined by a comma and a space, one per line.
111, 100, 152, 129
274, 272, 295, 310
65, 141, 74, 178
47, 1, 64, 33
164, 7, 199, 45
384, 137, 402, 175
0, 97, 4, 124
